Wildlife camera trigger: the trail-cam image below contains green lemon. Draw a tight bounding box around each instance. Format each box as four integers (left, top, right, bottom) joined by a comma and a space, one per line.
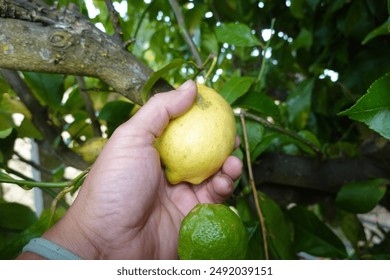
178, 203, 248, 260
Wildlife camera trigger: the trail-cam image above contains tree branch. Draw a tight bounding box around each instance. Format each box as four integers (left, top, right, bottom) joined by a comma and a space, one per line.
75, 76, 102, 138
253, 152, 390, 195
168, 0, 203, 67
104, 0, 124, 45
238, 110, 322, 156
0, 0, 172, 105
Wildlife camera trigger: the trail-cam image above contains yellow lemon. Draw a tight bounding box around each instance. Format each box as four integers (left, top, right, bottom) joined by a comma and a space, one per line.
74, 137, 108, 163
155, 83, 236, 185
178, 203, 248, 260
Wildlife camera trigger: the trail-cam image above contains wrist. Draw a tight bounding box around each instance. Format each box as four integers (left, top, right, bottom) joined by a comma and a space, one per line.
42, 207, 102, 260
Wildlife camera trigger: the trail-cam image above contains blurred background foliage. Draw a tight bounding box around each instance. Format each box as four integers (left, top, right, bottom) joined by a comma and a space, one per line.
1, 0, 390, 259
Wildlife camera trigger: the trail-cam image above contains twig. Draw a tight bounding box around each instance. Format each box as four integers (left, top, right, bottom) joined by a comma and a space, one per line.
237, 109, 322, 156
168, 0, 203, 67
2, 167, 69, 208
104, 0, 124, 45
239, 110, 269, 260
204, 55, 218, 82
49, 167, 90, 226
256, 18, 275, 84
13, 151, 53, 176
76, 76, 102, 138
123, 38, 136, 49
190, 53, 216, 80
0, 175, 68, 189
133, 0, 155, 41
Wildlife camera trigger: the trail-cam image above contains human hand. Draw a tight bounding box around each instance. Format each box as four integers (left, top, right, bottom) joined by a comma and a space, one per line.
35, 80, 242, 259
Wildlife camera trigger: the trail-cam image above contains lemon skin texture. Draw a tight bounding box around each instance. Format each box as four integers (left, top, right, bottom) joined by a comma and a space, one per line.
155, 84, 236, 185
178, 204, 248, 260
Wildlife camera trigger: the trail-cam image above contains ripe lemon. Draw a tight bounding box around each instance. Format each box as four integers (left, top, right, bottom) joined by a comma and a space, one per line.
178, 203, 248, 260
155, 83, 236, 185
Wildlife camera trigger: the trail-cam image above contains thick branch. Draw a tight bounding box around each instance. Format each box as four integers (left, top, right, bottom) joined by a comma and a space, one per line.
0, 1, 172, 104
253, 152, 390, 194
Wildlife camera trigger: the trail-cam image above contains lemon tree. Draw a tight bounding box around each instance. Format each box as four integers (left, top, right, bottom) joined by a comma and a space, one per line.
178, 204, 248, 260
1, 0, 390, 260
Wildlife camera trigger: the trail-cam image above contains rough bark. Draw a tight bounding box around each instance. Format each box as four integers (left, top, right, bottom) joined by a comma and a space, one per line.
0, 0, 172, 105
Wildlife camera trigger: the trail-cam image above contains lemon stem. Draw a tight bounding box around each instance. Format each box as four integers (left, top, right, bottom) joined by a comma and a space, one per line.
191, 53, 216, 80
239, 110, 269, 260
204, 55, 218, 82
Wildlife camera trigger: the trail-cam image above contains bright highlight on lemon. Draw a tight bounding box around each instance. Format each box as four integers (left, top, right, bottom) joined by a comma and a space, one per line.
155, 83, 236, 185
178, 203, 248, 260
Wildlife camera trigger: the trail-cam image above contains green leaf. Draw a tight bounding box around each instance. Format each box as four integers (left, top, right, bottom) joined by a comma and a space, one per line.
0, 209, 64, 260
0, 202, 37, 232
0, 128, 12, 139
258, 192, 295, 259
0, 93, 31, 119
339, 73, 390, 140
236, 119, 264, 159
244, 221, 265, 259
0, 92, 32, 131
64, 111, 94, 140
236, 196, 256, 223
251, 131, 279, 160
99, 100, 134, 136
0, 112, 13, 131
200, 23, 219, 55
23, 72, 64, 109
388, 0, 390, 16
150, 27, 167, 60
291, 28, 313, 50
141, 59, 187, 103
288, 206, 348, 259
16, 118, 43, 140
243, 192, 296, 260
0, 129, 16, 163
362, 21, 390, 45
335, 178, 388, 214
333, 210, 366, 252
287, 78, 315, 130
215, 23, 262, 47
297, 130, 321, 156
290, 0, 305, 19
236, 91, 281, 121
219, 76, 255, 104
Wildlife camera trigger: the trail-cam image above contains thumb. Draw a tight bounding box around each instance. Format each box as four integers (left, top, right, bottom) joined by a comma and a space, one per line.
119, 80, 197, 142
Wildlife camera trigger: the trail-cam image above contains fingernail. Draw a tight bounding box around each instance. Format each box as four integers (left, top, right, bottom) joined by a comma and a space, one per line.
177, 80, 195, 91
